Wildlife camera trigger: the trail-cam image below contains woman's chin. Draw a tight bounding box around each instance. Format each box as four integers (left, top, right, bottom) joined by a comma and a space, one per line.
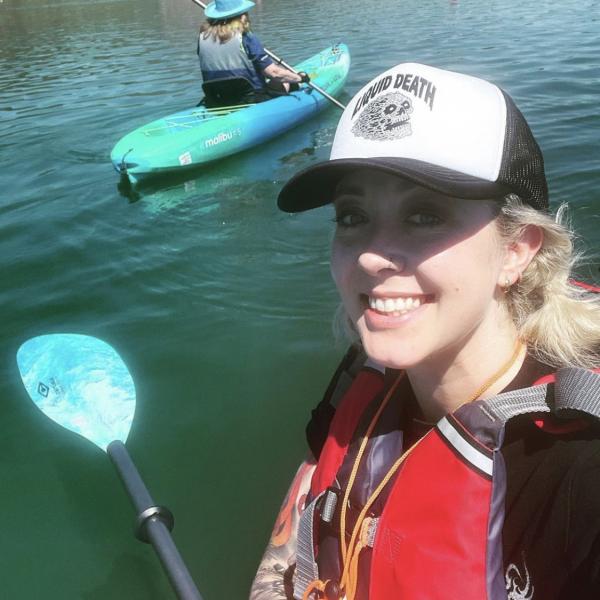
360, 338, 424, 370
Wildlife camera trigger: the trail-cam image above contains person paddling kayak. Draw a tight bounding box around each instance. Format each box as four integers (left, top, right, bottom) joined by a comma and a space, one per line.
197, 0, 307, 107
250, 63, 600, 599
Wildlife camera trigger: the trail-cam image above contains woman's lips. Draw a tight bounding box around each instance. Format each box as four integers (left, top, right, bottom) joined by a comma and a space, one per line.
358, 293, 433, 330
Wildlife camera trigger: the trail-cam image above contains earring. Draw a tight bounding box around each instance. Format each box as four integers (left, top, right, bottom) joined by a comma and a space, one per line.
503, 277, 511, 294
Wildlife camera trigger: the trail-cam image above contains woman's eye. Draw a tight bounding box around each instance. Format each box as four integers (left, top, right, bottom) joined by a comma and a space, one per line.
333, 212, 367, 227
406, 212, 443, 226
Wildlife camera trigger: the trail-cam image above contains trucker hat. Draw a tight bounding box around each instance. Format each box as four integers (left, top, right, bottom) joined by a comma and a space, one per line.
278, 63, 548, 212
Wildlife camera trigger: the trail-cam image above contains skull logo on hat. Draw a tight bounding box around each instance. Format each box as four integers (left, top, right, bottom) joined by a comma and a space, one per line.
351, 92, 414, 141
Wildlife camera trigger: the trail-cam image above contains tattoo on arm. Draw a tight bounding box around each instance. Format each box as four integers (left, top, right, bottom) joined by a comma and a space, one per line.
250, 459, 316, 600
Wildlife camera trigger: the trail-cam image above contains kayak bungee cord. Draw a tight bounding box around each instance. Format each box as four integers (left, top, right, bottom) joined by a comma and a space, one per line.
142, 104, 253, 134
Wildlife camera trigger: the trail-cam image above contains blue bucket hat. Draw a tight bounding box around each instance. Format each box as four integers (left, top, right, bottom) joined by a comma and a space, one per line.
204, 0, 255, 20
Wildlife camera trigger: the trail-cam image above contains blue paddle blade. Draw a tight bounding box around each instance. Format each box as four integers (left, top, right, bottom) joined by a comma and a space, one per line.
16, 334, 136, 451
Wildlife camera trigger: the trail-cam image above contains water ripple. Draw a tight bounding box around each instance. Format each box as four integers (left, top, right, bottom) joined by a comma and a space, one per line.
1, 1, 599, 596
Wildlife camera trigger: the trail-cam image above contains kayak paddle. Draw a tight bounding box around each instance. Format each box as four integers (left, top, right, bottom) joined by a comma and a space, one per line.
190, 0, 347, 110
16, 334, 204, 600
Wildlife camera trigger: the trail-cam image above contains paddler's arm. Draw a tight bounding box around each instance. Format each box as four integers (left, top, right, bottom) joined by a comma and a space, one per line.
262, 62, 303, 84
249, 457, 316, 600
242, 32, 302, 85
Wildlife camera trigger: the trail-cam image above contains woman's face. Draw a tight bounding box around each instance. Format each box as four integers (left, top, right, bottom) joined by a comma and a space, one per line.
330, 169, 511, 370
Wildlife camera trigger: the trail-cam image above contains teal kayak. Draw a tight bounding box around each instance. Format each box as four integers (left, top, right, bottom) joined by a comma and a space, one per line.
110, 44, 350, 185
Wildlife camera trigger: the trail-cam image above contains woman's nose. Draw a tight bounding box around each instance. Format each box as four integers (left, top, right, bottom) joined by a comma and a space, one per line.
358, 250, 406, 275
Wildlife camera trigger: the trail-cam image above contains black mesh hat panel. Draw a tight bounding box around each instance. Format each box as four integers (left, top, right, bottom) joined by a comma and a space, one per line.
498, 91, 549, 210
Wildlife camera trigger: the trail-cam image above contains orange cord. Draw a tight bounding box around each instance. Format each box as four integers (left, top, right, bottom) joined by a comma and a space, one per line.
467, 340, 524, 401
339, 372, 405, 567
339, 432, 424, 598
301, 579, 330, 600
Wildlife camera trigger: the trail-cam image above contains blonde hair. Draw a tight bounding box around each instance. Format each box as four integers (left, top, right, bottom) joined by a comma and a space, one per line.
200, 14, 250, 43
332, 195, 600, 370
497, 194, 600, 369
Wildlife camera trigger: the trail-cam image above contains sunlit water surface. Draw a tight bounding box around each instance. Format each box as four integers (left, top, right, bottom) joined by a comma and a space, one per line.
1, 0, 599, 597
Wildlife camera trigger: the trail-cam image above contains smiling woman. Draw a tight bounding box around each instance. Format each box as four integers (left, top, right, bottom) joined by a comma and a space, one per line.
329, 174, 519, 388
250, 63, 600, 600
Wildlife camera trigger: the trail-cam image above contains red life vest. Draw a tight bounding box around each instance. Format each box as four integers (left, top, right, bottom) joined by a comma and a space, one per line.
295, 362, 600, 600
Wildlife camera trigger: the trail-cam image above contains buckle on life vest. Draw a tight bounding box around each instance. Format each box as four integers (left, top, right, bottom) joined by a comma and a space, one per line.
318, 487, 339, 523
317, 486, 380, 549
365, 516, 379, 548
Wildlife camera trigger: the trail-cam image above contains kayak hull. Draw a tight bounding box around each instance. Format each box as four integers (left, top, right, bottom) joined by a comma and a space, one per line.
110, 44, 350, 184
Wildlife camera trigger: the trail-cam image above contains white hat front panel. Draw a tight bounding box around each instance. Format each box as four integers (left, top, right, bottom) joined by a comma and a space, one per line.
331, 63, 507, 183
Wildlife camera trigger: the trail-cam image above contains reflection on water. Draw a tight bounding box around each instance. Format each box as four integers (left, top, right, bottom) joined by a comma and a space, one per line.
114, 121, 338, 213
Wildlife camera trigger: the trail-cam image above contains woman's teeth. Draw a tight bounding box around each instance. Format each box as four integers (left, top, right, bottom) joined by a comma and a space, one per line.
368, 296, 422, 315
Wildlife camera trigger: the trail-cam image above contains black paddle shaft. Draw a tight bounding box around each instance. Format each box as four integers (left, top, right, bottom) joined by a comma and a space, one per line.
107, 441, 204, 600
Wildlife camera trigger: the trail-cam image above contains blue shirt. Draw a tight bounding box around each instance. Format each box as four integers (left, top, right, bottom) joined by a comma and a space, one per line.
242, 32, 273, 83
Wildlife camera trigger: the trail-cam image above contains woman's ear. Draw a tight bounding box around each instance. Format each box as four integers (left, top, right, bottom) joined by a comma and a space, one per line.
499, 225, 543, 286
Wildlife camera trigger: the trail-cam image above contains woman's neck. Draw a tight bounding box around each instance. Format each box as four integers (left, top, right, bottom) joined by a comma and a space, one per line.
406, 321, 526, 423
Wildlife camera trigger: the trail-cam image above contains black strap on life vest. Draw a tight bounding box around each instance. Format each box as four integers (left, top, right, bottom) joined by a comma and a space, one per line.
306, 344, 365, 459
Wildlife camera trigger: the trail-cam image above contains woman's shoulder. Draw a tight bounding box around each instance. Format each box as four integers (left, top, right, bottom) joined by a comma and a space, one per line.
241, 31, 269, 61
242, 30, 261, 44
503, 414, 600, 537
503, 416, 600, 596
502, 415, 600, 600
503, 411, 600, 464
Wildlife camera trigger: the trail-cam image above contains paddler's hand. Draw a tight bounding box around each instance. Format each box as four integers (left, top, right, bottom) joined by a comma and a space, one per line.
298, 71, 311, 84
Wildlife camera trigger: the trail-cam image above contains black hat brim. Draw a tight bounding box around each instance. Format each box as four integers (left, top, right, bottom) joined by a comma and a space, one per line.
277, 157, 512, 213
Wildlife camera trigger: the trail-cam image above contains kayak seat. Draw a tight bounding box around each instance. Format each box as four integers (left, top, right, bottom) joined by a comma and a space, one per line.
201, 77, 257, 108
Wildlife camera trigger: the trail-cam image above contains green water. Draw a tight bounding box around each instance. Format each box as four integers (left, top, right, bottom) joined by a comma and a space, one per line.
1, 0, 599, 597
